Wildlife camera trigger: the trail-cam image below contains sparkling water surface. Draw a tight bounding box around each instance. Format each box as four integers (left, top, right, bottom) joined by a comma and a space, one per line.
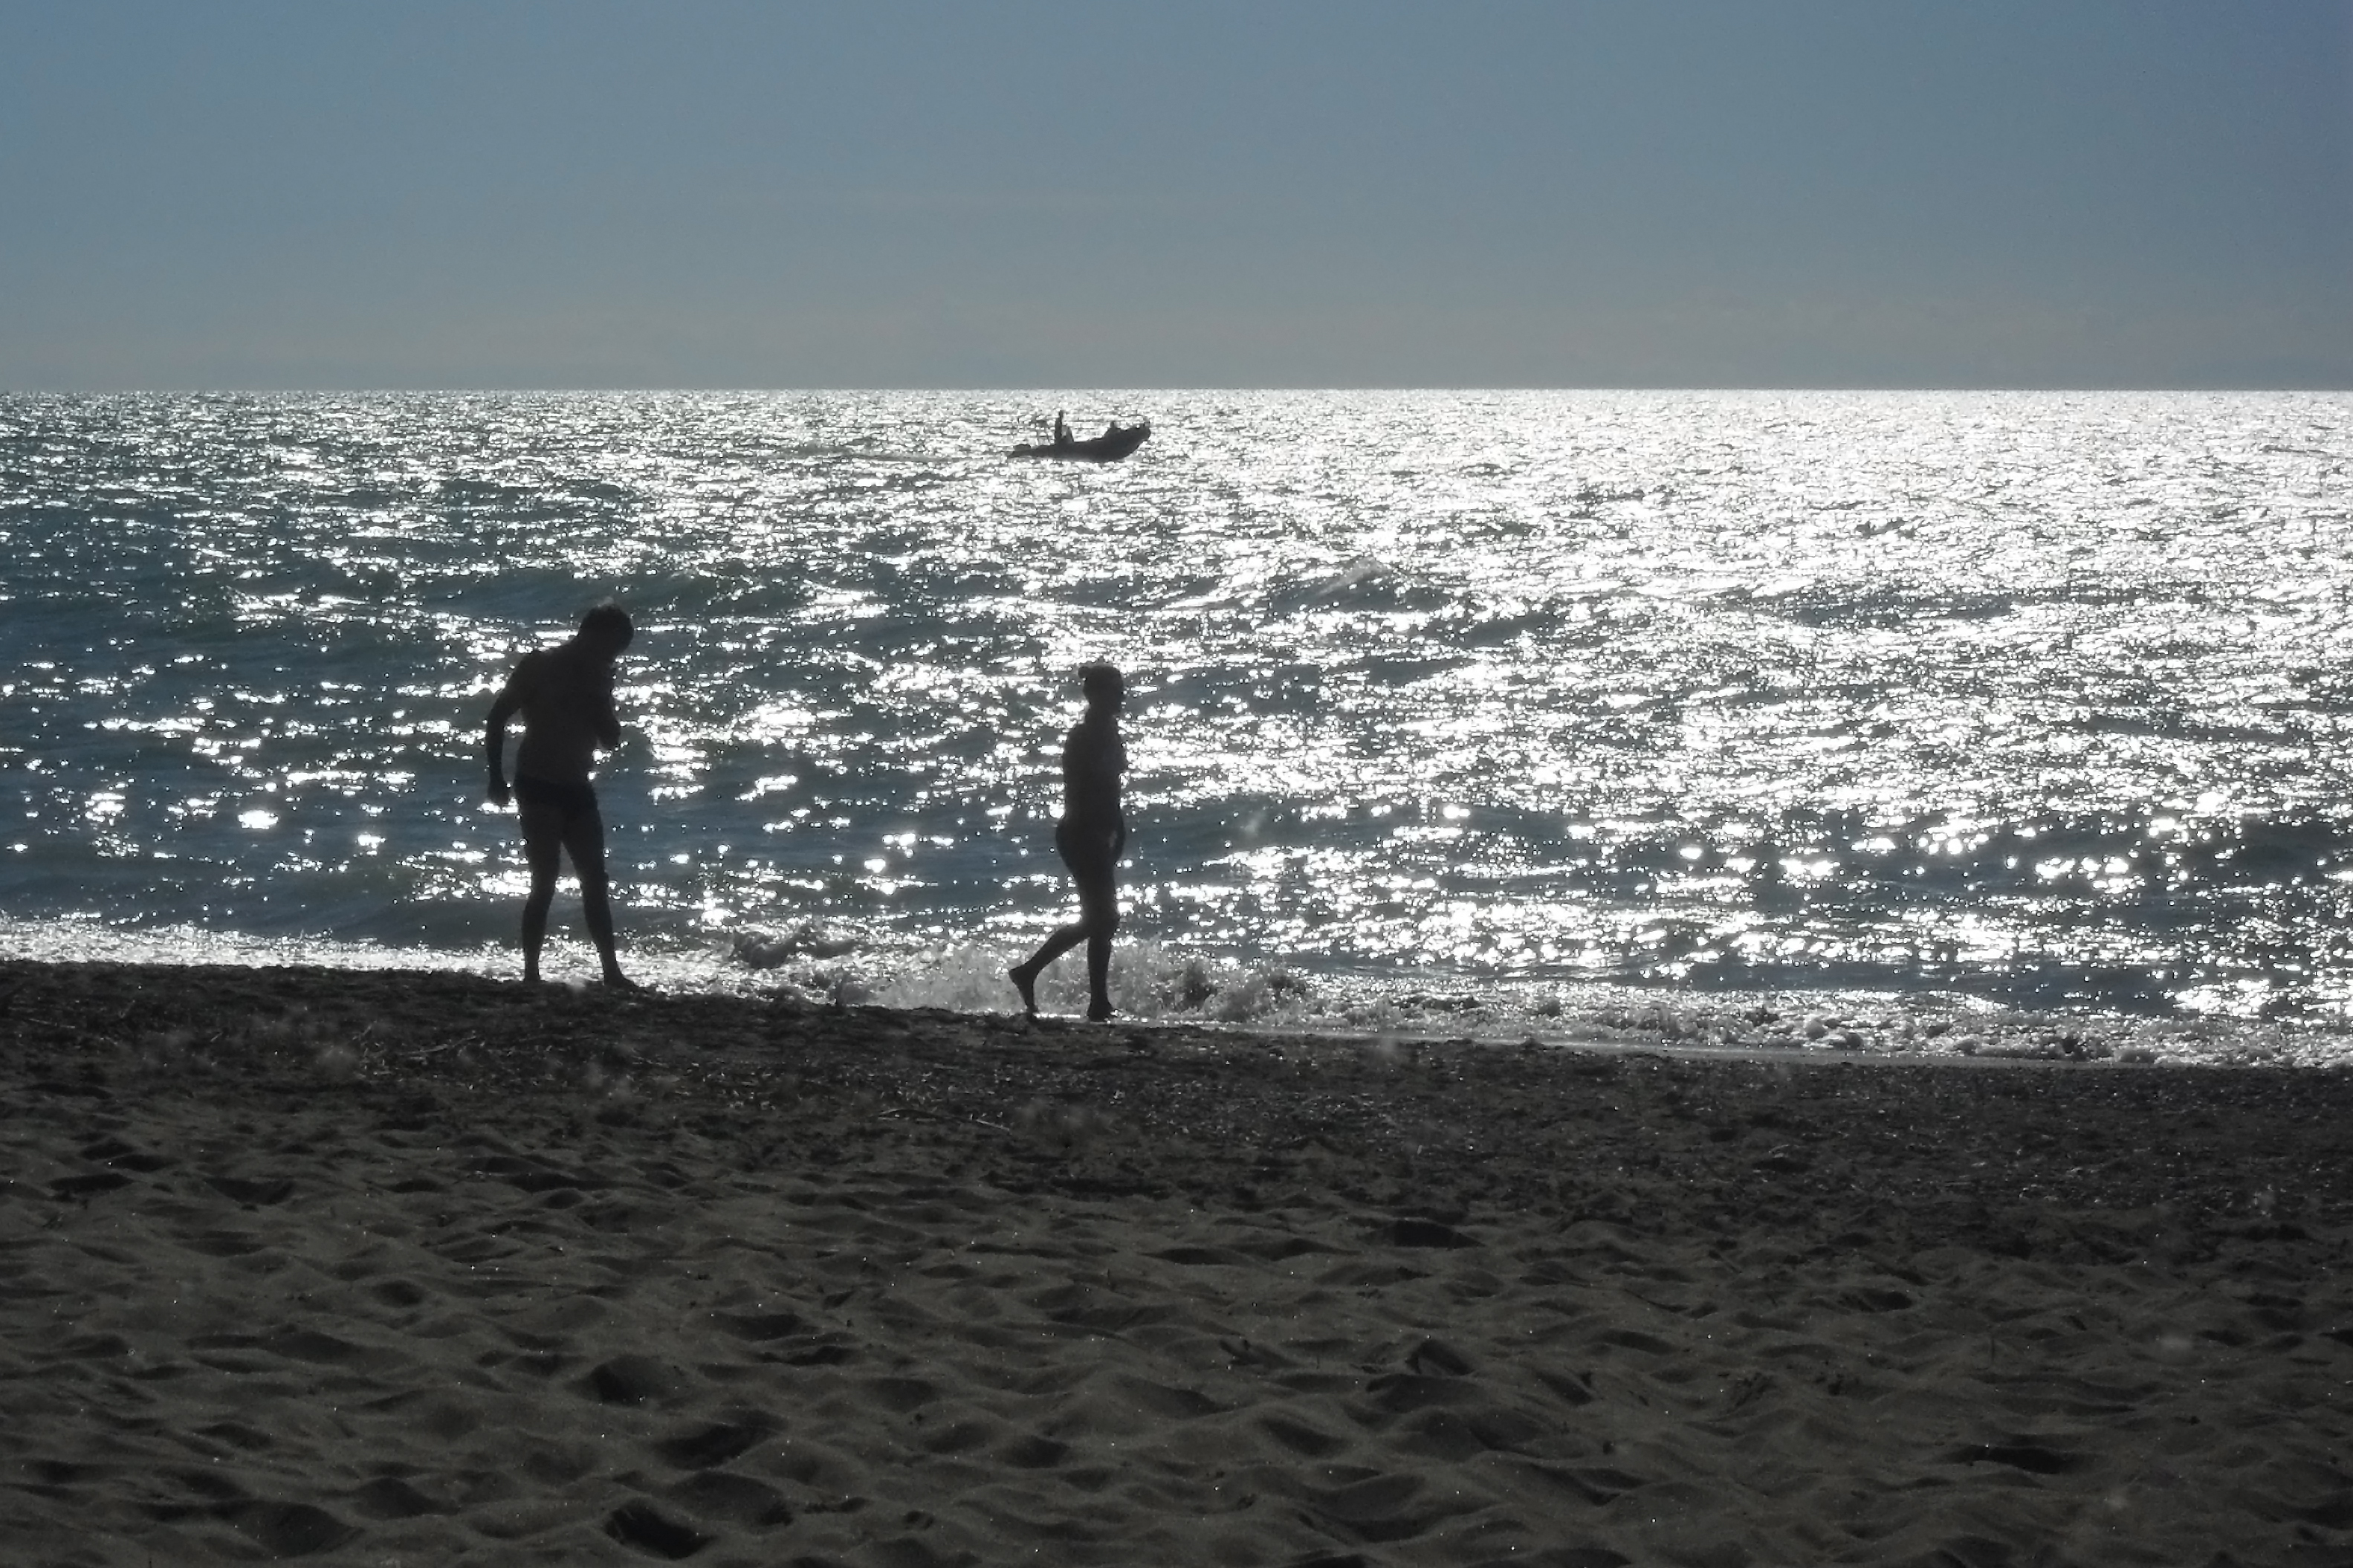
6, 391, 2352, 1063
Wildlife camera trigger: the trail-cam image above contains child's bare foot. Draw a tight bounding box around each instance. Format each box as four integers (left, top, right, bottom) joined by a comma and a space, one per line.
1009, 964, 1040, 1017
1085, 1000, 1116, 1023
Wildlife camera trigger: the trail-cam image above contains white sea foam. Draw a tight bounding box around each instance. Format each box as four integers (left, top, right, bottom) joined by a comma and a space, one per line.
9, 913, 2347, 1068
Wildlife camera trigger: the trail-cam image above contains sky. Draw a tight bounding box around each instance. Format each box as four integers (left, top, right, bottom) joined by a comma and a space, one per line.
1, 1, 2348, 389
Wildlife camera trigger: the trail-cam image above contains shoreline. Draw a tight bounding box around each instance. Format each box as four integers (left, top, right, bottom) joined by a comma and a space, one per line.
5, 957, 2352, 1565
10, 919, 2352, 1072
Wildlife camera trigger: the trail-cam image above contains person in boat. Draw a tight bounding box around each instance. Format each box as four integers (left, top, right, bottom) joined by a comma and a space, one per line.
485, 603, 638, 990
1009, 663, 1128, 1022
1052, 410, 1073, 449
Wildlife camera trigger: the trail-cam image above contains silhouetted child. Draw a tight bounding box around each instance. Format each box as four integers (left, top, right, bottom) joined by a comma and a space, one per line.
485, 603, 638, 989
1010, 663, 1127, 1021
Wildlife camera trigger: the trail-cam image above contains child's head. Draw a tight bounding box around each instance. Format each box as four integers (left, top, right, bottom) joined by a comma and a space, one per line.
1081, 662, 1124, 709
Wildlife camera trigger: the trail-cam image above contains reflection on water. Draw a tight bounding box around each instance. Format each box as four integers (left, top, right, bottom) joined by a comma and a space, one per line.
4, 390, 2353, 1043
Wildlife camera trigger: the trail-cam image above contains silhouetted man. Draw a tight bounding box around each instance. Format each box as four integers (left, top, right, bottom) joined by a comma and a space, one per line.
1010, 663, 1127, 1021
486, 603, 637, 989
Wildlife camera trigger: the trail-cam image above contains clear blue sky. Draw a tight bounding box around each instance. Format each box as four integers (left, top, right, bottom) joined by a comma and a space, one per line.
3, 1, 2347, 388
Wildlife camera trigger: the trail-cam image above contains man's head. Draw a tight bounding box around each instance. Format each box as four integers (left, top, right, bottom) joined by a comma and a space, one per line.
1081, 662, 1124, 710
577, 603, 634, 659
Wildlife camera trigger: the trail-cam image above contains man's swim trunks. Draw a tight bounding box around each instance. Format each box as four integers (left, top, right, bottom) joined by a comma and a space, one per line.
513, 774, 600, 828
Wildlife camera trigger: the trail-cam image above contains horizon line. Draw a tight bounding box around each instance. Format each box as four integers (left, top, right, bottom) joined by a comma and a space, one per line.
4, 384, 2350, 397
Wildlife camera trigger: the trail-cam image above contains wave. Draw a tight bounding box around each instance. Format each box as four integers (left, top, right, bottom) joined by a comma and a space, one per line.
7, 913, 2344, 1069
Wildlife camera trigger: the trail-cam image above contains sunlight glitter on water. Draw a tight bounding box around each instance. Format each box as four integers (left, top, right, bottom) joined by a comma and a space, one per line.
5, 391, 2353, 1049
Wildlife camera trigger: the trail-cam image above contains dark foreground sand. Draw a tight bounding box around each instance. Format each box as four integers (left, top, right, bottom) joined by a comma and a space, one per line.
3, 960, 2351, 1568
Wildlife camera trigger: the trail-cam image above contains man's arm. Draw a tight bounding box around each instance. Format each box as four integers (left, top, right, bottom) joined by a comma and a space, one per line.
484, 655, 537, 805
589, 666, 621, 752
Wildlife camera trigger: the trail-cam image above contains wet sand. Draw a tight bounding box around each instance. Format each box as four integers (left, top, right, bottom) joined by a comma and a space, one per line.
4, 958, 2351, 1567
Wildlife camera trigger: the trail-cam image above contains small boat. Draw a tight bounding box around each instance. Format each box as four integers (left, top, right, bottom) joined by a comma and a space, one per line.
1010, 421, 1150, 462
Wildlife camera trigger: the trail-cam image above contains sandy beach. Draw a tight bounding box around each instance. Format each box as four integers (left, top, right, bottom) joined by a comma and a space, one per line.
4, 958, 2351, 1567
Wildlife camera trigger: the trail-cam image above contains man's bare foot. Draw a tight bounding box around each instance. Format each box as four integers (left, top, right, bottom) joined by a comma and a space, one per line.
1086, 1000, 1116, 1023
603, 971, 644, 993
1009, 963, 1040, 1017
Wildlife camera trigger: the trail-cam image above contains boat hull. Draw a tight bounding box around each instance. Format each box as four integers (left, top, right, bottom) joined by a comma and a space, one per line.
1010, 424, 1150, 461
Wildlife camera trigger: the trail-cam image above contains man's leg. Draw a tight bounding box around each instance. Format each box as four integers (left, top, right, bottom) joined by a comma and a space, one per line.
517, 800, 564, 984
562, 809, 634, 988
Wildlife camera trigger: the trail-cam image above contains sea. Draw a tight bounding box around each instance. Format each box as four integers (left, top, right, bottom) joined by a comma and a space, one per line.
6, 390, 2352, 1066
